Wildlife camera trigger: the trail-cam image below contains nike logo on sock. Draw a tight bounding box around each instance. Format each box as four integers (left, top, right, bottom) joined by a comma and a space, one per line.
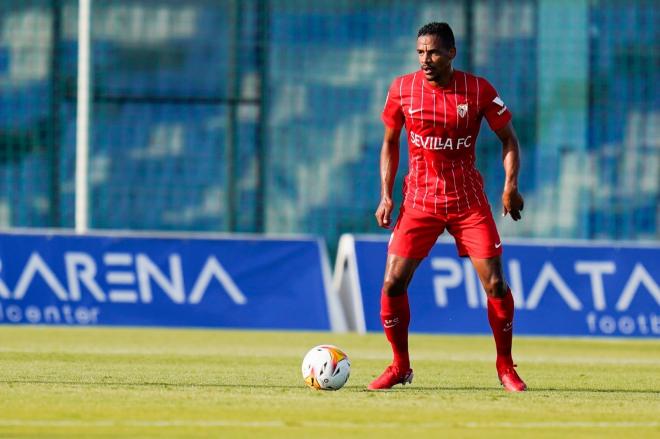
384, 317, 400, 328
495, 242, 502, 249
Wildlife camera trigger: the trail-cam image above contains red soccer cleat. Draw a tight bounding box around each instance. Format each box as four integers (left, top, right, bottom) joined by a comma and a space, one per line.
497, 364, 527, 392
367, 365, 414, 390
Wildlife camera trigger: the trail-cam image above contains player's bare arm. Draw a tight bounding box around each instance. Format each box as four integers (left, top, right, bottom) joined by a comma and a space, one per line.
495, 122, 524, 221
375, 126, 401, 228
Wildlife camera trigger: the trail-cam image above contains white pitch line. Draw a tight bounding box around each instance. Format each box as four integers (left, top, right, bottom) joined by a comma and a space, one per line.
463, 421, 660, 429
0, 419, 657, 430
2, 347, 658, 366
0, 419, 284, 428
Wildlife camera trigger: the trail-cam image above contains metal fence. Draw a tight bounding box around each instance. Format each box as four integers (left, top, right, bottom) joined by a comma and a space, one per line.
0, 0, 658, 248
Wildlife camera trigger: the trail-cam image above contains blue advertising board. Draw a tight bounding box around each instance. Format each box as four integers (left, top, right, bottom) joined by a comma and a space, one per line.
338, 235, 659, 337
0, 231, 340, 330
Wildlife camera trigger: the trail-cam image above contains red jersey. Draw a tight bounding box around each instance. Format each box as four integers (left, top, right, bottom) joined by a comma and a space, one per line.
382, 69, 512, 215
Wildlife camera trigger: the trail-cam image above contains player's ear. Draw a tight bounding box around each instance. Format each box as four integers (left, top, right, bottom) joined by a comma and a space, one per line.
448, 47, 457, 60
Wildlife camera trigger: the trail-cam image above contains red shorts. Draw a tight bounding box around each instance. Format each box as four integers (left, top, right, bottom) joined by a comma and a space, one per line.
388, 204, 503, 259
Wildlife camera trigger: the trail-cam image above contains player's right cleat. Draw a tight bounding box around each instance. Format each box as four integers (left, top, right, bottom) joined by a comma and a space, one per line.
367, 365, 414, 390
497, 364, 527, 392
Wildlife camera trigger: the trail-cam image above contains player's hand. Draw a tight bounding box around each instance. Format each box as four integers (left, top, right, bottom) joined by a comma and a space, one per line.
502, 187, 524, 221
375, 196, 394, 229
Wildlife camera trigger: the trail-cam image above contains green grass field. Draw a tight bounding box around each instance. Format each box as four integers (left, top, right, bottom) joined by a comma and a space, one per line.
0, 326, 658, 438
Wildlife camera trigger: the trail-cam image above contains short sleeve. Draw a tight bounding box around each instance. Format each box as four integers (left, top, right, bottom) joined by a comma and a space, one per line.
381, 77, 405, 130
479, 78, 512, 132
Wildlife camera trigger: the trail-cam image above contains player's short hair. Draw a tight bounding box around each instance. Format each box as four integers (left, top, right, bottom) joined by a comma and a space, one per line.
417, 22, 455, 50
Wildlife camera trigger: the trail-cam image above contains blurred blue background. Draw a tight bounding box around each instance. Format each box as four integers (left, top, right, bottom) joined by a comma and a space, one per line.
0, 0, 657, 250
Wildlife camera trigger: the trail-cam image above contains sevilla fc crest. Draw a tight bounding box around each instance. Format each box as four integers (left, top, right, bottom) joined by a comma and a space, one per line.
457, 103, 468, 118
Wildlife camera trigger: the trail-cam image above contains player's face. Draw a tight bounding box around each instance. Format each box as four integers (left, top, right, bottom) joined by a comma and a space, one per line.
417, 35, 455, 81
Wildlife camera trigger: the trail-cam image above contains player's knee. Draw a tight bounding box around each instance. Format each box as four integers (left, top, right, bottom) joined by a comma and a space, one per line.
484, 277, 506, 298
382, 276, 407, 297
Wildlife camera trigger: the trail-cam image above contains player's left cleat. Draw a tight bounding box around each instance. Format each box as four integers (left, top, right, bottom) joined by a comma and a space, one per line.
498, 364, 527, 392
367, 365, 414, 390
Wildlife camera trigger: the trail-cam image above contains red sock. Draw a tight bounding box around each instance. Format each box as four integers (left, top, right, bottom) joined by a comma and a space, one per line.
380, 291, 410, 372
487, 288, 515, 369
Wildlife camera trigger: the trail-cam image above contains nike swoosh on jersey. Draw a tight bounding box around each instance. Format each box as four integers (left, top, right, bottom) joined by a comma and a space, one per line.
407, 108, 423, 115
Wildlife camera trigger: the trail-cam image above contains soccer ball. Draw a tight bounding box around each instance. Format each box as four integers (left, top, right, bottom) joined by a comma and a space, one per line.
301, 345, 351, 390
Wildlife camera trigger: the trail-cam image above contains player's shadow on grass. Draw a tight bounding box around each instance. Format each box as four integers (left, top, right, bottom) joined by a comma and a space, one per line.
380, 385, 660, 394
1, 379, 301, 390
5, 380, 658, 394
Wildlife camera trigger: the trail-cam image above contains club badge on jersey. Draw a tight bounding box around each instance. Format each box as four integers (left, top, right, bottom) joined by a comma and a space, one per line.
457, 103, 468, 118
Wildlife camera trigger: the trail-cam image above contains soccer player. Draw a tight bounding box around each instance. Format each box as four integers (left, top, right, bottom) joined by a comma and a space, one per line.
368, 22, 526, 392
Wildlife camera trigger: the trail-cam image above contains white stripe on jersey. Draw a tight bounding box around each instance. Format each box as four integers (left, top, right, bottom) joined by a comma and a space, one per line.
460, 159, 471, 210
442, 90, 446, 127
410, 72, 417, 116
412, 156, 420, 210
475, 76, 480, 116
423, 159, 429, 212
420, 79, 427, 212
431, 160, 439, 214
464, 72, 469, 129
410, 73, 418, 209
477, 166, 490, 206
420, 76, 424, 120
454, 78, 459, 129
470, 165, 489, 206
432, 93, 436, 127
465, 159, 482, 207
442, 161, 447, 215
451, 160, 459, 212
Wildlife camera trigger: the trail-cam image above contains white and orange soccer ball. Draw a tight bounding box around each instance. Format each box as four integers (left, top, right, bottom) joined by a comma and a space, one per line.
301, 345, 351, 390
